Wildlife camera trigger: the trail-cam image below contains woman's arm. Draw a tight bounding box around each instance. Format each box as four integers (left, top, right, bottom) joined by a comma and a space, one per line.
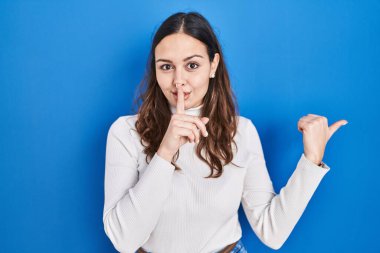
241, 119, 330, 250
103, 117, 175, 253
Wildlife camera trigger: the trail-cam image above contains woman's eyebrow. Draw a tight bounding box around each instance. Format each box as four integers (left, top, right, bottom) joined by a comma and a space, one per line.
155, 54, 203, 63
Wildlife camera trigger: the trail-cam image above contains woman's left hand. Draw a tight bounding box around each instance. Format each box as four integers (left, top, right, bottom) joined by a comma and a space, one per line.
297, 114, 348, 166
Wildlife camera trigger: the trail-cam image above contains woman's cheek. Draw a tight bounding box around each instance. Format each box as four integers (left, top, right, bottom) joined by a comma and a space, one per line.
156, 76, 170, 90
190, 75, 205, 86
192, 78, 210, 91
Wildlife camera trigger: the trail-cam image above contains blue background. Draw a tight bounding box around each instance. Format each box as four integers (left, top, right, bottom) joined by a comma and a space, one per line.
1, 0, 379, 252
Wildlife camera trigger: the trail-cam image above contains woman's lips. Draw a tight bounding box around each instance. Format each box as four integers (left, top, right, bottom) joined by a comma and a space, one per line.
172, 91, 191, 99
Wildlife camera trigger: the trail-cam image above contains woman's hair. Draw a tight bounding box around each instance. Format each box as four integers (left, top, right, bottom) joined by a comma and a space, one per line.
132, 11, 240, 178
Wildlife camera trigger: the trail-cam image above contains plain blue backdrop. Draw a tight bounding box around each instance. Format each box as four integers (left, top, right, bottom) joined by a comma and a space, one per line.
1, 0, 379, 252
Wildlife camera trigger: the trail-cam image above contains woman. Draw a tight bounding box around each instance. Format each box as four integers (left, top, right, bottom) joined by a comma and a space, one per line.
102, 11, 348, 253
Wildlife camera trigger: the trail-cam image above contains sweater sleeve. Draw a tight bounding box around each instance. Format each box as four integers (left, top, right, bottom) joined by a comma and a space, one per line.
102, 117, 175, 253
241, 119, 330, 250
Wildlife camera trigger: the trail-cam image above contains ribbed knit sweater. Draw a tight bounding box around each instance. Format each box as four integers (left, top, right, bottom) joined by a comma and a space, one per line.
102, 104, 330, 253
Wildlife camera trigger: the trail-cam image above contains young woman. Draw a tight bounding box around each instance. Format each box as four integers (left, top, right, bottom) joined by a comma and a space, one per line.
102, 11, 348, 253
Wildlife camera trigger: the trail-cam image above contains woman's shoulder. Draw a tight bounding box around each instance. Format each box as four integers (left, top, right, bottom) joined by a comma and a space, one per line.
111, 113, 138, 127
109, 113, 138, 129
234, 115, 261, 146
107, 113, 140, 140
235, 115, 257, 132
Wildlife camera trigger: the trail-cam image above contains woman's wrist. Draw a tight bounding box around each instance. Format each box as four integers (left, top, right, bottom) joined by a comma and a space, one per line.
305, 153, 323, 167
157, 147, 174, 162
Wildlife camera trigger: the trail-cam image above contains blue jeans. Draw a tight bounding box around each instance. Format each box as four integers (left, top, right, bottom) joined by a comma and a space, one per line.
222, 239, 248, 253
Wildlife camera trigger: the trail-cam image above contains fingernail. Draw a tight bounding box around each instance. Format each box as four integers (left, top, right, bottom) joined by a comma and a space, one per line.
343, 121, 348, 125
204, 131, 208, 137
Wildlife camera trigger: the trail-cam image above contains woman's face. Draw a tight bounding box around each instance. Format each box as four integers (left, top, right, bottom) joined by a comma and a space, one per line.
155, 33, 219, 110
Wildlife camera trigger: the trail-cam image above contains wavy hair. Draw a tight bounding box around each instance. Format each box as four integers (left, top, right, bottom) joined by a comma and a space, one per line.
132, 11, 241, 178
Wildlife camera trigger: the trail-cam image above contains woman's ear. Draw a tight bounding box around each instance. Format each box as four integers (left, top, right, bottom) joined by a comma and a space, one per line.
210, 53, 220, 76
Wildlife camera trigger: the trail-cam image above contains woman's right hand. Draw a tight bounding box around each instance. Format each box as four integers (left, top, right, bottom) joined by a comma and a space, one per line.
157, 85, 210, 162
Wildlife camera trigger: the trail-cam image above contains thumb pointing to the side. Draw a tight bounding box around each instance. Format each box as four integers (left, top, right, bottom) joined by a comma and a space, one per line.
328, 119, 348, 141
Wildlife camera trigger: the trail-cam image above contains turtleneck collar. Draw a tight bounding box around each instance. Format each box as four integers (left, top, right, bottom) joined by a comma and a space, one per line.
169, 103, 204, 116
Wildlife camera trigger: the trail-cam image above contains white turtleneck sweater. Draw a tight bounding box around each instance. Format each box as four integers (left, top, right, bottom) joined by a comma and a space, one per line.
102, 104, 330, 253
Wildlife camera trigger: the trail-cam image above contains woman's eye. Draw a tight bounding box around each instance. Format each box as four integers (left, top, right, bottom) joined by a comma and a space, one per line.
160, 64, 172, 71
187, 62, 199, 70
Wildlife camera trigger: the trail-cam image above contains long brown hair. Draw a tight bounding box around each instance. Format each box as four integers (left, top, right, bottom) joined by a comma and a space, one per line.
132, 11, 241, 178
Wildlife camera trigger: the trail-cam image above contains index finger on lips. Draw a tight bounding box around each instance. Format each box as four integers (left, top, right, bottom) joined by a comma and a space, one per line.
176, 84, 185, 115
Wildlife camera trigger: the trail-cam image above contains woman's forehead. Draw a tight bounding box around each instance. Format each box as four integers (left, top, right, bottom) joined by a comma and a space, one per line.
155, 33, 208, 60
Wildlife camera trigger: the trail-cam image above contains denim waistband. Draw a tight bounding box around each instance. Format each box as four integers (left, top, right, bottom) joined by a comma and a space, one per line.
136, 239, 248, 253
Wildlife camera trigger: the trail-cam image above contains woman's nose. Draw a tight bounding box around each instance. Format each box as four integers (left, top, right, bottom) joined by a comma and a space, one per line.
175, 83, 183, 88
173, 68, 185, 85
